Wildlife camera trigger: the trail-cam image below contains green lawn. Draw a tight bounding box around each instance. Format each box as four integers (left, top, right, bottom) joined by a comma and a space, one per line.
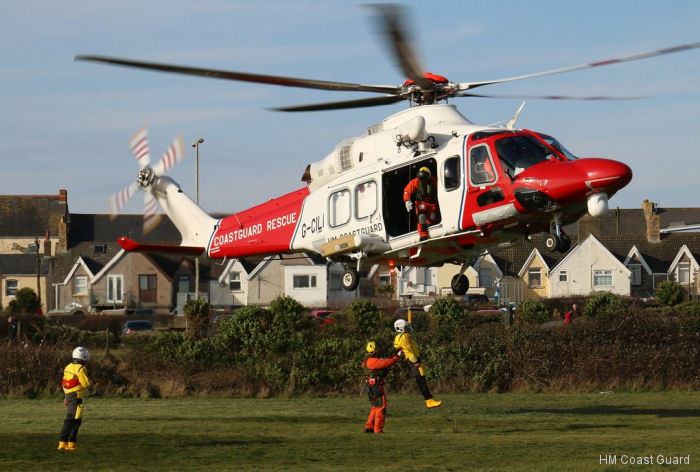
0, 392, 697, 471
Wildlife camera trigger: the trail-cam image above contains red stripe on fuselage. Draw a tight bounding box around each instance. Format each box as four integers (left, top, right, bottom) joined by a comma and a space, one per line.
208, 187, 309, 258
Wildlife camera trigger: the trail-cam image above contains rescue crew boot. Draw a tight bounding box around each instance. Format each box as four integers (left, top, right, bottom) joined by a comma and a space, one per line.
57, 441, 67, 451
425, 398, 442, 408
65, 442, 78, 451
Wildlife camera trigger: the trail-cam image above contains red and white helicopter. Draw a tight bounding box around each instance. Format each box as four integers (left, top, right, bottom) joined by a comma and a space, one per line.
77, 4, 698, 295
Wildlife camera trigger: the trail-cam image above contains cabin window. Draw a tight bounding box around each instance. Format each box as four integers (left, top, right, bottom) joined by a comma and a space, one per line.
329, 189, 351, 227
229, 272, 241, 291
443, 156, 461, 191
528, 268, 542, 288
139, 274, 157, 303
73, 276, 88, 296
537, 133, 577, 160
107, 275, 123, 303
355, 180, 377, 219
5, 280, 18, 297
469, 144, 496, 186
629, 264, 642, 285
593, 270, 613, 287
495, 135, 551, 177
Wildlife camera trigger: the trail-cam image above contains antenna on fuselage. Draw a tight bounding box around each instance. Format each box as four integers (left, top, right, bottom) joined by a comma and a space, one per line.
506, 101, 526, 130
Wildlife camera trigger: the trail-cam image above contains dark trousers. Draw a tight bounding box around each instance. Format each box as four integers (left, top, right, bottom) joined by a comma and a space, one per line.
407, 362, 433, 400
60, 393, 83, 443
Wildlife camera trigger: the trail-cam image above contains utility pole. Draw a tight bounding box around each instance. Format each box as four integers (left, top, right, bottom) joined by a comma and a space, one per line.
35, 235, 41, 310
191, 138, 204, 300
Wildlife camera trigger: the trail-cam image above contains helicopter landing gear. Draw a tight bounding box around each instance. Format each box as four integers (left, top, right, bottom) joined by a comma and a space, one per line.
341, 268, 360, 291
450, 261, 471, 295
545, 214, 571, 253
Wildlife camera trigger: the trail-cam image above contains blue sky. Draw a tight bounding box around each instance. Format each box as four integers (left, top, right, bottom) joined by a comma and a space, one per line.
1, 0, 699, 216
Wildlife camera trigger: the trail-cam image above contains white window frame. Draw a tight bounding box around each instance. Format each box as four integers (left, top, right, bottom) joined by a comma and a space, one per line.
528, 268, 542, 288
107, 275, 124, 303
469, 144, 497, 186
355, 180, 377, 220
329, 188, 351, 228
629, 264, 642, 285
593, 270, 613, 287
5, 279, 18, 297
293, 274, 317, 289
229, 272, 242, 292
677, 262, 690, 284
73, 276, 88, 296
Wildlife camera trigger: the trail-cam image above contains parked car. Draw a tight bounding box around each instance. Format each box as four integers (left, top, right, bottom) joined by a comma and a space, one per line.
121, 320, 155, 336
309, 310, 336, 325
462, 294, 490, 306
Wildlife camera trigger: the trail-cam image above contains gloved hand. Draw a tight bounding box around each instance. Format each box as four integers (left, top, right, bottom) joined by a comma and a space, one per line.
396, 350, 404, 358
405, 200, 413, 212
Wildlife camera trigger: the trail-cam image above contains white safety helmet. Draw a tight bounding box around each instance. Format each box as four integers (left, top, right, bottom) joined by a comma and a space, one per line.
394, 318, 409, 333
72, 346, 90, 362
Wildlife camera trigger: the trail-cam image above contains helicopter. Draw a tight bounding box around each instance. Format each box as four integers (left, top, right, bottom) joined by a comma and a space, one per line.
75, 4, 698, 295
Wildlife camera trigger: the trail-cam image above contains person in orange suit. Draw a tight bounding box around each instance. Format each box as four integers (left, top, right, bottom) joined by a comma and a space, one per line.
362, 341, 400, 434
403, 166, 439, 241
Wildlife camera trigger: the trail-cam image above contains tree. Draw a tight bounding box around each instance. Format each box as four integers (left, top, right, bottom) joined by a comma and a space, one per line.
8, 287, 40, 314
183, 298, 211, 338
583, 292, 623, 320
516, 299, 550, 324
655, 280, 685, 306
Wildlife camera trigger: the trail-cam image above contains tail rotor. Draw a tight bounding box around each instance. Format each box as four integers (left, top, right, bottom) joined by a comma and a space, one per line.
109, 128, 185, 234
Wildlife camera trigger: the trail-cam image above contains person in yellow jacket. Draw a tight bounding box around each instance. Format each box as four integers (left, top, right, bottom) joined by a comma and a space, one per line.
393, 319, 442, 408
58, 346, 91, 451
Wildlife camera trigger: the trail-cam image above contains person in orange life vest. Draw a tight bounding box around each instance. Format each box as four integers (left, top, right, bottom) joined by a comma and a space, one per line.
362, 341, 401, 434
563, 303, 580, 325
404, 166, 439, 241
393, 319, 442, 408
58, 346, 91, 451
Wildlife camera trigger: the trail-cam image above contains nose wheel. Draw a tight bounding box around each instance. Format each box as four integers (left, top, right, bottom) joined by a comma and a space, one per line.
544, 233, 571, 253
451, 273, 469, 296
341, 268, 360, 291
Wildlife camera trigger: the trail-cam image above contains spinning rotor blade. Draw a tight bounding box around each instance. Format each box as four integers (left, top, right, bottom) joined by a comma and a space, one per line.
75, 55, 399, 94
367, 3, 432, 90
129, 127, 151, 170
457, 41, 700, 91
454, 92, 645, 101
142, 192, 162, 235
152, 135, 185, 176
272, 94, 407, 112
108, 182, 139, 218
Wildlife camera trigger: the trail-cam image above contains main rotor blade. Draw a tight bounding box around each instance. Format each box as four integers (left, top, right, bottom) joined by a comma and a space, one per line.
455, 92, 646, 101
367, 3, 432, 89
457, 42, 700, 90
271, 94, 407, 112
75, 55, 399, 94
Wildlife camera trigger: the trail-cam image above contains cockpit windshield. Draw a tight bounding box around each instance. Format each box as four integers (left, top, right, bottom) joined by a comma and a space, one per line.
537, 133, 578, 160
494, 135, 552, 177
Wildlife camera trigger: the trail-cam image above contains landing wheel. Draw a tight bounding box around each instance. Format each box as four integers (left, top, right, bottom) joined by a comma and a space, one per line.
451, 274, 469, 296
557, 234, 571, 253
342, 268, 360, 291
545, 234, 560, 252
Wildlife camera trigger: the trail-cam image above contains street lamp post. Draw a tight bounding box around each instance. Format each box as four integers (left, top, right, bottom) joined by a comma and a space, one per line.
191, 138, 204, 300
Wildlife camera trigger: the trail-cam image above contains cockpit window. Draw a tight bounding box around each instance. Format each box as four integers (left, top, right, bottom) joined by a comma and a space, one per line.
495, 135, 551, 177
537, 133, 578, 160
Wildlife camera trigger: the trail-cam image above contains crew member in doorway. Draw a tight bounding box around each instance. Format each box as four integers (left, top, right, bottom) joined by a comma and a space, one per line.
362, 341, 401, 433
393, 319, 442, 408
58, 346, 91, 451
404, 166, 439, 241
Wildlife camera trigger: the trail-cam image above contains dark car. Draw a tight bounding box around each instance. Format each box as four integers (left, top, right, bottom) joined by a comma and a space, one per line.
121, 320, 155, 336
309, 310, 336, 325
462, 294, 490, 306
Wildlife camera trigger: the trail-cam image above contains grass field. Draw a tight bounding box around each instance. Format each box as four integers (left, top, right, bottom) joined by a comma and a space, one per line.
0, 392, 697, 471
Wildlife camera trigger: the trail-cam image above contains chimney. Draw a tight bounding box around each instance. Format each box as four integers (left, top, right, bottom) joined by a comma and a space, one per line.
643, 199, 660, 243
44, 231, 51, 256
58, 189, 67, 202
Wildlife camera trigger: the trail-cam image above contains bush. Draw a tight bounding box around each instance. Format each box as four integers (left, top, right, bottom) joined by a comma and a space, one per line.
184, 298, 210, 338
8, 288, 40, 315
655, 280, 685, 306
429, 297, 467, 339
583, 292, 623, 320
346, 299, 381, 336
516, 299, 550, 324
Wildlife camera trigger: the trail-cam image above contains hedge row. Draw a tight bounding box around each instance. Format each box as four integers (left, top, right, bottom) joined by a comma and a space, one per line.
1, 295, 698, 397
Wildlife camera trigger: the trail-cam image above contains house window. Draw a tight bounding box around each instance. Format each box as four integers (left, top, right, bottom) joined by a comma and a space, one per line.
107, 275, 123, 303
94, 244, 107, 254
559, 270, 568, 282
528, 268, 541, 288
229, 272, 241, 291
5, 280, 18, 297
479, 268, 491, 287
293, 274, 316, 289
355, 181, 377, 219
329, 189, 350, 227
177, 275, 190, 293
379, 272, 391, 286
329, 273, 342, 291
139, 274, 157, 303
629, 264, 642, 285
677, 262, 690, 284
593, 270, 613, 287
27, 243, 38, 254
73, 276, 88, 295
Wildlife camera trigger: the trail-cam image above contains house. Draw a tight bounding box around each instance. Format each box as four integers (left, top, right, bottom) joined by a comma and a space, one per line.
0, 254, 51, 313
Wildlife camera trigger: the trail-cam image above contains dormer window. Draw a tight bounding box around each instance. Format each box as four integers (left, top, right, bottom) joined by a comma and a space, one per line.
94, 244, 106, 254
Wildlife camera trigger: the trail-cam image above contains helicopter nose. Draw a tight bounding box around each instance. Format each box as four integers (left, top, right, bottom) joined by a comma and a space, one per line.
577, 158, 633, 193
